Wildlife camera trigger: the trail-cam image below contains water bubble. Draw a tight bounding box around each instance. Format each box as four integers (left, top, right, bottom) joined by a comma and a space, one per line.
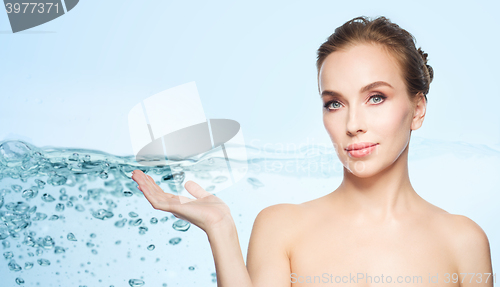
11, 185, 23, 193
129, 218, 142, 226
212, 176, 228, 183
91, 249, 98, 255
49, 215, 60, 221
32, 212, 47, 221
86, 242, 95, 248
138, 226, 148, 235
247, 177, 264, 188
67, 233, 77, 241
128, 279, 145, 287
162, 283, 167, 287
36, 249, 43, 256
168, 237, 181, 245
42, 236, 55, 249
90, 233, 96, 238
15, 277, 25, 285
59, 194, 68, 201
114, 219, 127, 228
47, 174, 67, 186
128, 212, 138, 218
2, 240, 10, 249
150, 217, 158, 224
123, 191, 133, 197
92, 209, 114, 220
172, 219, 191, 232
21, 189, 38, 199
188, 266, 195, 270
0, 195, 3, 209
55, 203, 65, 212
115, 240, 121, 245
24, 261, 33, 270
37, 258, 50, 266
8, 259, 22, 271
206, 185, 216, 192
0, 141, 31, 167
70, 196, 79, 201
4, 251, 14, 259
75, 204, 85, 212
41, 193, 56, 202
54, 246, 65, 254
27, 252, 34, 257
160, 216, 169, 223
34, 179, 46, 189
66, 201, 74, 208
147, 244, 155, 251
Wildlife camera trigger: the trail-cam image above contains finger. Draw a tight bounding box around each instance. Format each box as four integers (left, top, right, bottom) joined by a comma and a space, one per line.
184, 180, 212, 199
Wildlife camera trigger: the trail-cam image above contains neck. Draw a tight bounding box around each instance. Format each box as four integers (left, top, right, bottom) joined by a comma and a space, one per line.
334, 144, 420, 221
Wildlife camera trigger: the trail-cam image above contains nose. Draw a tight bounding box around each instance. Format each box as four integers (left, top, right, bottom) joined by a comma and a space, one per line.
346, 108, 366, 136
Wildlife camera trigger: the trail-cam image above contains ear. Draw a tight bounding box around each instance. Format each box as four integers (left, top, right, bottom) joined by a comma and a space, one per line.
410, 92, 426, 131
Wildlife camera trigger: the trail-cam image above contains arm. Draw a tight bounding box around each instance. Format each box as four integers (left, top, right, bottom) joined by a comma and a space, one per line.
451, 215, 493, 287
206, 204, 295, 287
246, 204, 295, 287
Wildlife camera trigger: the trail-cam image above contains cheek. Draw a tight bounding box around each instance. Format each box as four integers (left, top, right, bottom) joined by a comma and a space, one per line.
374, 101, 411, 137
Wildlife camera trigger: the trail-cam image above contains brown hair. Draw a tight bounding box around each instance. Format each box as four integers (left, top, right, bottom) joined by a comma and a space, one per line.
316, 16, 434, 104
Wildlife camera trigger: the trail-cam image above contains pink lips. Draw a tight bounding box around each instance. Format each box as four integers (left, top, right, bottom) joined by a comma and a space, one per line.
345, 142, 378, 158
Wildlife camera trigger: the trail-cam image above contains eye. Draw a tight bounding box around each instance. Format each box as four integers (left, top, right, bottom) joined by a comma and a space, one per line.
323, 94, 387, 111
369, 94, 386, 104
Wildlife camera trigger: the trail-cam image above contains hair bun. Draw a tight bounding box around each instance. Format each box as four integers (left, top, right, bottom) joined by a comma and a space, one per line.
417, 47, 434, 84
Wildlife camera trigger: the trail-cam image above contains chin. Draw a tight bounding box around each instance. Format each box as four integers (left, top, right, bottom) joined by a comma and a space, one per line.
342, 159, 383, 178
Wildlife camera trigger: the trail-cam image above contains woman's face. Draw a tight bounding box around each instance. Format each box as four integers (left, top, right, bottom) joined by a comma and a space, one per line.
319, 43, 424, 177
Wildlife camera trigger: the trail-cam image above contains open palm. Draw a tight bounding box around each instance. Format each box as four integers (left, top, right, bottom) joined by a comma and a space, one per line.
131, 170, 232, 233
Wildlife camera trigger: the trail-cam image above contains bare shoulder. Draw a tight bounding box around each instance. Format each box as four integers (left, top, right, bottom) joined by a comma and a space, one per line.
431, 212, 492, 273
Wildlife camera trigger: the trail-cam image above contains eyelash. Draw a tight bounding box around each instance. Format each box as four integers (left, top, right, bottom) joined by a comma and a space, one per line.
323, 94, 387, 111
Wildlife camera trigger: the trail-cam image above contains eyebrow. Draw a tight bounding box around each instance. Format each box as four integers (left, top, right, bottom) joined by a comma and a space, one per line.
320, 81, 394, 98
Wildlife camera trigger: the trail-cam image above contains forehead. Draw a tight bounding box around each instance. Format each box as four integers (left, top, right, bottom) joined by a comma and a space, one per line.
319, 43, 405, 94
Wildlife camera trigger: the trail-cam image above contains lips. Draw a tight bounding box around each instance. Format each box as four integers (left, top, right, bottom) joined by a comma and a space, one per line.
345, 142, 378, 151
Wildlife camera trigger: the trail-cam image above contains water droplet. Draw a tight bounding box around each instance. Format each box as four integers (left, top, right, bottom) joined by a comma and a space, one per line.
247, 177, 264, 188
42, 236, 55, 249
92, 209, 114, 220
168, 237, 181, 245
212, 176, 228, 183
138, 226, 148, 235
147, 244, 155, 251
74, 204, 85, 212
41, 193, 56, 202
188, 266, 195, 270
128, 212, 138, 218
59, 194, 68, 201
129, 218, 142, 226
37, 258, 50, 266
90, 233, 96, 238
32, 212, 47, 221
15, 277, 25, 285
21, 189, 38, 199
2, 240, 10, 249
54, 246, 65, 254
86, 242, 95, 248
150, 217, 158, 224
128, 279, 145, 287
24, 262, 33, 270
4, 251, 14, 259
11, 185, 22, 193
8, 259, 22, 271
55, 203, 65, 212
49, 215, 59, 221
123, 191, 133, 197
115, 240, 121, 245
206, 185, 215, 192
160, 216, 169, 223
91, 249, 98, 255
114, 219, 127, 228
67, 233, 77, 241
48, 174, 67, 186
172, 219, 190, 232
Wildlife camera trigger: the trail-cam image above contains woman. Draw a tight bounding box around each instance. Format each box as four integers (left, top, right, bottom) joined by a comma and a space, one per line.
132, 16, 493, 286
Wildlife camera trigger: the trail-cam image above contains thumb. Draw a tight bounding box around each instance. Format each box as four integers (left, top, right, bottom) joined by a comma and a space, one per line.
184, 180, 212, 199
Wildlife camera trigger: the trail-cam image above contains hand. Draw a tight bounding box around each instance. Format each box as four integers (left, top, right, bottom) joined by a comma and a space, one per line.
131, 169, 233, 233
